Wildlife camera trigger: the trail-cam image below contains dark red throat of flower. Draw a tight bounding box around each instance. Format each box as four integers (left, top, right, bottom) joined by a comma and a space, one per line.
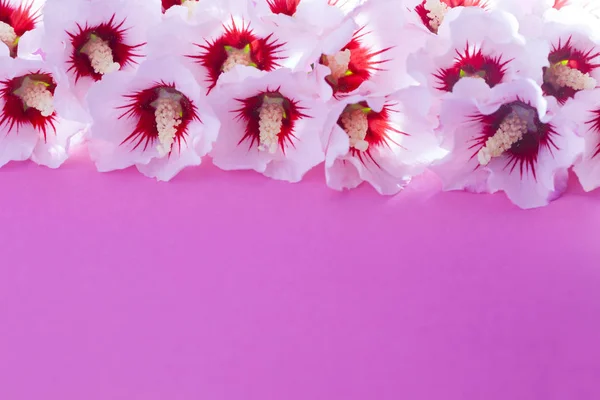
0, 71, 57, 140
434, 44, 509, 92
0, 0, 40, 57
470, 100, 558, 179
191, 19, 284, 94
233, 89, 307, 153
553, 0, 572, 9
117, 82, 200, 153
66, 14, 144, 82
542, 37, 600, 104
267, 0, 301, 16
337, 101, 403, 166
415, 0, 487, 33
161, 0, 182, 13
320, 27, 391, 96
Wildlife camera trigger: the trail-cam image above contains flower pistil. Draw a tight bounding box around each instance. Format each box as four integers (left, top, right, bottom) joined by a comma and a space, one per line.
477, 111, 527, 165
544, 59, 596, 91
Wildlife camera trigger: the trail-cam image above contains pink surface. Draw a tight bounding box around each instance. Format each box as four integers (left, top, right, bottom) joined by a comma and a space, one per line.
1, 155, 600, 400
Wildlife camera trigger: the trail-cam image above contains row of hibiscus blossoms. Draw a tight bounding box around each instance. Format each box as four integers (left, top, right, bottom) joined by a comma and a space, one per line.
1, 0, 600, 208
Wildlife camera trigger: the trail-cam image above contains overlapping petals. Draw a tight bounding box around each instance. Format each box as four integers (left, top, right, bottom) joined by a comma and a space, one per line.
0, 57, 86, 167
86, 57, 220, 180
0, 0, 598, 208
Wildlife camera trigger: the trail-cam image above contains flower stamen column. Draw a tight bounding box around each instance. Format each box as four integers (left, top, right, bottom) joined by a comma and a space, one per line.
80, 34, 121, 75
477, 112, 527, 166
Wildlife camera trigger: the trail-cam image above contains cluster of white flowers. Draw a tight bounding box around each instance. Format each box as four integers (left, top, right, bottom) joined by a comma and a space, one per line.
1, 0, 600, 207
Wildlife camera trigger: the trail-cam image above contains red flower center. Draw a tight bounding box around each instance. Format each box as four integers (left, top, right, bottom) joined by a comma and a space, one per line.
542, 37, 599, 104
161, 0, 198, 13
66, 15, 145, 82
233, 90, 306, 153
470, 100, 558, 178
319, 28, 390, 96
0, 71, 57, 140
117, 82, 200, 154
434, 44, 509, 92
267, 0, 301, 16
161, 0, 181, 12
553, 0, 572, 9
337, 101, 402, 165
191, 20, 284, 93
415, 0, 486, 33
0, 0, 39, 57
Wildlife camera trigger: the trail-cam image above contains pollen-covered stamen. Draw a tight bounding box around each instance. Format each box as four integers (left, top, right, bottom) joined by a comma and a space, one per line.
258, 96, 285, 153
67, 15, 144, 82
416, 0, 487, 34
340, 107, 369, 152
234, 90, 307, 152
80, 34, 121, 75
0, 20, 16, 50
471, 100, 557, 178
542, 38, 600, 103
335, 101, 403, 165
319, 28, 391, 95
192, 20, 284, 93
323, 49, 352, 86
423, 0, 449, 33
118, 83, 199, 153
222, 44, 256, 72
151, 89, 183, 156
0, 0, 40, 57
544, 60, 597, 91
478, 112, 527, 166
13, 76, 54, 117
0, 71, 57, 140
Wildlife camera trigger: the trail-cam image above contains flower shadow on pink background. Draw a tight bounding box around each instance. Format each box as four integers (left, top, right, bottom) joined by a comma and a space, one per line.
0, 153, 599, 400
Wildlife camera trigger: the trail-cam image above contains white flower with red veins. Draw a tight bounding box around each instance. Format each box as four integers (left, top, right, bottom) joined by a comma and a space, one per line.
554, 88, 600, 191
323, 87, 444, 194
405, 0, 489, 34
311, 0, 420, 99
408, 8, 548, 105
0, 58, 86, 168
260, 0, 368, 18
145, 3, 277, 94
536, 16, 600, 106
86, 57, 220, 181
0, 0, 45, 58
250, 0, 357, 72
42, 0, 161, 99
408, 8, 545, 96
184, 16, 287, 94
209, 68, 327, 182
433, 77, 583, 208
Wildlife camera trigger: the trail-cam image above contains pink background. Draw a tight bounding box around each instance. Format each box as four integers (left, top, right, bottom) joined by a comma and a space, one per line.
1, 154, 600, 400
